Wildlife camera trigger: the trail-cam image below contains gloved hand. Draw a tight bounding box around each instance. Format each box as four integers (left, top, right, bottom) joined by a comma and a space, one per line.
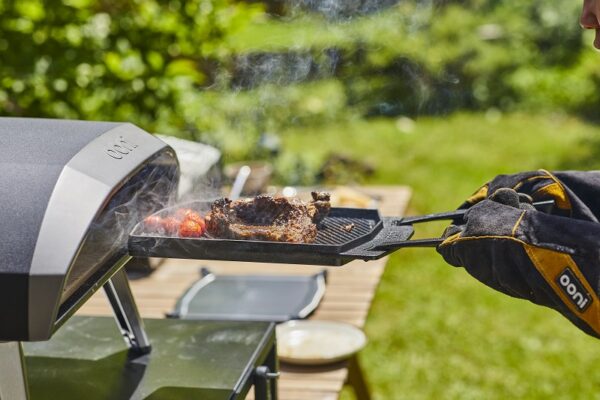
438, 170, 600, 338
461, 169, 600, 221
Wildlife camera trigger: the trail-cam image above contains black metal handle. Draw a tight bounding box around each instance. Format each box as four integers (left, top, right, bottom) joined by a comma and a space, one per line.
376, 238, 444, 250
369, 223, 443, 252
397, 210, 466, 225
396, 200, 555, 226
373, 199, 556, 252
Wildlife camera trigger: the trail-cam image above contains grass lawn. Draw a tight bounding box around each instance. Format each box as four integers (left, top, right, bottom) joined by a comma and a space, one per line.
280, 111, 600, 399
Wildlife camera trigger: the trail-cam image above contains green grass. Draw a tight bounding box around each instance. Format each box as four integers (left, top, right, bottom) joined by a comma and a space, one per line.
280, 112, 600, 399
227, 4, 429, 58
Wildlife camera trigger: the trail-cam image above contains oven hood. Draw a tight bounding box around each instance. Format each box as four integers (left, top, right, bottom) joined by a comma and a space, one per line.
0, 118, 179, 341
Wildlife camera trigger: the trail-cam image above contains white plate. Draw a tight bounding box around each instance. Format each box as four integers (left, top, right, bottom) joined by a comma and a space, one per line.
276, 320, 367, 365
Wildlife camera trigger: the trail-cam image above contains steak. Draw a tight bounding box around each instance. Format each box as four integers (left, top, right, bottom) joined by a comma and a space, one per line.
206, 192, 331, 243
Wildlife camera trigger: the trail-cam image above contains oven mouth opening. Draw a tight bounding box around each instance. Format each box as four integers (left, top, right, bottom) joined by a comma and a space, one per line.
54, 253, 130, 333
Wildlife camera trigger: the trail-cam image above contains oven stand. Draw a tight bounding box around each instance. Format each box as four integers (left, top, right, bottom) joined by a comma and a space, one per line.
0, 341, 29, 400
104, 268, 151, 355
0, 264, 150, 400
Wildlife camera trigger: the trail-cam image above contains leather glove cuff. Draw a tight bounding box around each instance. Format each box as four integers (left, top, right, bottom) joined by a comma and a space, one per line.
439, 197, 600, 338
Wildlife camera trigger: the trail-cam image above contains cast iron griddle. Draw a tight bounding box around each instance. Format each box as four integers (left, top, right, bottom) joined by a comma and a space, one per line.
127, 199, 555, 266
128, 202, 414, 266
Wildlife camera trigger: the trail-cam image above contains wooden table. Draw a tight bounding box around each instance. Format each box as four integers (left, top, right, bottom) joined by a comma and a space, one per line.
78, 186, 412, 400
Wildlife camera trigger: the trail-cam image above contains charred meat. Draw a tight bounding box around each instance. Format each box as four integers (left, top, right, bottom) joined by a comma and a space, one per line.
341, 223, 355, 233
206, 192, 331, 243
309, 191, 331, 225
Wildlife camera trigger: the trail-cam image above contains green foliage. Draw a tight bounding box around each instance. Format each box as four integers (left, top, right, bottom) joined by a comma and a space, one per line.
1, 0, 597, 161
0, 0, 262, 133
228, 0, 596, 118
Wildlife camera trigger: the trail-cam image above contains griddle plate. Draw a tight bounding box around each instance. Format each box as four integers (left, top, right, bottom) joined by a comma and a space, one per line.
128, 204, 413, 266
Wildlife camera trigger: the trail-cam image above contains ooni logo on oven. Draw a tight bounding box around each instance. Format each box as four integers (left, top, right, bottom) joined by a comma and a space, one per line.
106, 136, 138, 159
556, 267, 592, 312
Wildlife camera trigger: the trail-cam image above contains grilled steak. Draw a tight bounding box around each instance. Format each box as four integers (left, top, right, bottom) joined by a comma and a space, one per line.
206, 192, 331, 243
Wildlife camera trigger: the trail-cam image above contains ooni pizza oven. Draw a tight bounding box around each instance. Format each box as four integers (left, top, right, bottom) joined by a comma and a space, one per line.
0, 117, 179, 398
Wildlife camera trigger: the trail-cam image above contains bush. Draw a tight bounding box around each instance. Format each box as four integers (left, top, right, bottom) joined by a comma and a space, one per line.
1, 0, 598, 169
227, 0, 596, 117
0, 0, 262, 134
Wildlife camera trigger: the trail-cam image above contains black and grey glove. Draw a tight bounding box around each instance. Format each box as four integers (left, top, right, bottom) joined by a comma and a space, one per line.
438, 170, 600, 338
461, 169, 600, 221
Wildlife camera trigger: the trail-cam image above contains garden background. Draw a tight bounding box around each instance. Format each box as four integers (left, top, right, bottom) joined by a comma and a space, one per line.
2, 0, 600, 398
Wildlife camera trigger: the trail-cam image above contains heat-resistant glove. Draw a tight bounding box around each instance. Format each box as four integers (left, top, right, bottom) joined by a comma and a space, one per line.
437, 170, 600, 338
462, 169, 600, 221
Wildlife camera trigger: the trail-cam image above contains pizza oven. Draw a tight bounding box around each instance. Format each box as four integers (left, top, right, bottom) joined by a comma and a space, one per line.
0, 118, 284, 400
0, 117, 179, 342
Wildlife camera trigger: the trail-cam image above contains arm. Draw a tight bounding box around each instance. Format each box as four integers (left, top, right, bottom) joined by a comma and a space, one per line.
438, 170, 600, 338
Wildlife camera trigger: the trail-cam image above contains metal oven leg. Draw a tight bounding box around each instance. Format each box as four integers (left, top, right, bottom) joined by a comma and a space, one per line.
104, 268, 151, 355
254, 344, 279, 400
0, 342, 29, 400
266, 344, 278, 400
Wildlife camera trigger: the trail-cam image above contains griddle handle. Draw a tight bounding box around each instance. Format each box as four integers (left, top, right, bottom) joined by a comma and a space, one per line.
368, 212, 459, 251
372, 199, 555, 252
369, 220, 444, 251
397, 200, 555, 226
375, 237, 444, 250
398, 210, 466, 225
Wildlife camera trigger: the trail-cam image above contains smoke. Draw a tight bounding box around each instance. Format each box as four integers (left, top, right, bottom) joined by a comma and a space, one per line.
288, 0, 401, 19
232, 52, 335, 90
233, 52, 314, 89
63, 148, 221, 300
104, 147, 222, 241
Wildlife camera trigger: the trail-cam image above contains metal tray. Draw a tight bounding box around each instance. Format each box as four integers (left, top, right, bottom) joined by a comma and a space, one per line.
169, 269, 327, 322
128, 203, 414, 266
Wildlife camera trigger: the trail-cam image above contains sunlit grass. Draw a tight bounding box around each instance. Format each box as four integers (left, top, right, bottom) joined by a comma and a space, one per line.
227, 4, 428, 55
281, 112, 600, 399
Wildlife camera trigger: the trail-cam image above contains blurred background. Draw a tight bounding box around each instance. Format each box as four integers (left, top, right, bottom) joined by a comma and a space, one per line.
2, 0, 600, 398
